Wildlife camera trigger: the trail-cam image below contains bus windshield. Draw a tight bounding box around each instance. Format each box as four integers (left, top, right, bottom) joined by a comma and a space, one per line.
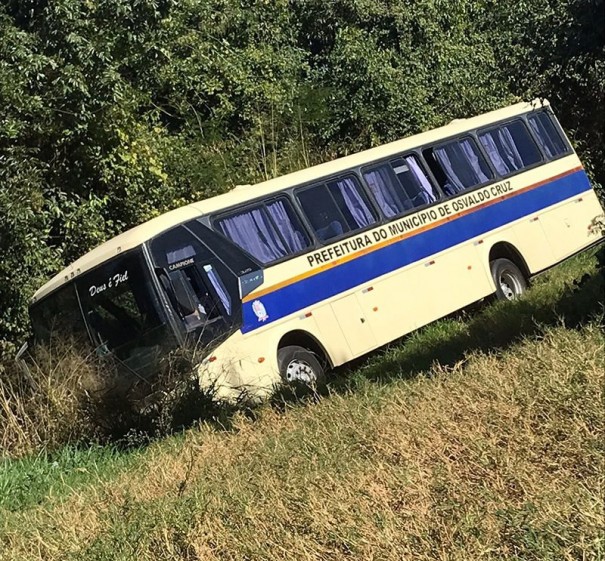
30, 220, 263, 378
31, 249, 173, 376
75, 249, 168, 367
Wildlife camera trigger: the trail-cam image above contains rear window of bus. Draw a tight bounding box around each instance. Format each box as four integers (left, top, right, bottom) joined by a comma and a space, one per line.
527, 112, 569, 159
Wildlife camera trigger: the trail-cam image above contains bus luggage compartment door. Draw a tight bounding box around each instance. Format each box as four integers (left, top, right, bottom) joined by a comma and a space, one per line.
330, 293, 377, 357
540, 197, 596, 260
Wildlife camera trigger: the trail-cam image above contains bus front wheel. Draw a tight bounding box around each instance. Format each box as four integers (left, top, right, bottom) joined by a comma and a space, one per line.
490, 258, 527, 301
277, 345, 326, 389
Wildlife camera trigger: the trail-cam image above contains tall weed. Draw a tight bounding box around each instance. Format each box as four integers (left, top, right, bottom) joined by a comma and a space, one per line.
0, 341, 221, 457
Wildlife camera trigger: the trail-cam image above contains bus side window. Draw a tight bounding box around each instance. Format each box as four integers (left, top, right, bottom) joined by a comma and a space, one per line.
391, 155, 439, 206
264, 199, 310, 257
423, 138, 493, 195
363, 155, 438, 218
297, 176, 376, 242
422, 149, 455, 195
217, 198, 310, 264
527, 112, 568, 159
478, 120, 542, 177
364, 164, 406, 217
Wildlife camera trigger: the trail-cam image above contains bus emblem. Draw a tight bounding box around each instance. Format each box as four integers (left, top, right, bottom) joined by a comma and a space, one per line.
252, 300, 269, 322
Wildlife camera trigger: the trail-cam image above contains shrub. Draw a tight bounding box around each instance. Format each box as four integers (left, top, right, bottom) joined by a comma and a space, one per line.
0, 339, 226, 458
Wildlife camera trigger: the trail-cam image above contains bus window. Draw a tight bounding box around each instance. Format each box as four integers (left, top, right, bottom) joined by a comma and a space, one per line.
297, 176, 376, 242
391, 156, 439, 205
30, 285, 88, 344
363, 155, 438, 218
423, 137, 493, 195
217, 198, 310, 264
479, 120, 542, 176
527, 112, 568, 159
75, 249, 168, 369
86, 279, 151, 345
161, 261, 225, 330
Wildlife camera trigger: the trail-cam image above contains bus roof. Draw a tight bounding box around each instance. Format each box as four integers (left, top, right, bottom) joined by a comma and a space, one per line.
32, 99, 547, 304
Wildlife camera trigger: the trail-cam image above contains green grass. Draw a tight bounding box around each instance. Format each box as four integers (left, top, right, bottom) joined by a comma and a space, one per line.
0, 247, 603, 560
0, 445, 143, 512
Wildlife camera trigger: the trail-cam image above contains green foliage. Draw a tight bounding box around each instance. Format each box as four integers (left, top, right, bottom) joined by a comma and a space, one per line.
0, 0, 603, 352
296, 0, 514, 147
485, 0, 605, 195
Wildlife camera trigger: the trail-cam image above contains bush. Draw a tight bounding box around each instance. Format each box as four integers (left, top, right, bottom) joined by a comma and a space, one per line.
0, 340, 101, 456
0, 339, 226, 458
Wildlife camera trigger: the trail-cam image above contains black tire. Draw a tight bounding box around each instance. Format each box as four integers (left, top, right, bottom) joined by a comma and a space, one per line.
490, 258, 527, 301
277, 345, 326, 389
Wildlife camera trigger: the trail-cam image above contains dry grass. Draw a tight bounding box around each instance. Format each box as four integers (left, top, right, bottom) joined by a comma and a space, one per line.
1, 249, 603, 559
0, 341, 103, 456
1, 323, 603, 560
0, 340, 222, 458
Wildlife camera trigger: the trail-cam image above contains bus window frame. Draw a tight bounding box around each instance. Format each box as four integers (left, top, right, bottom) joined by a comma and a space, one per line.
524, 109, 573, 162
211, 193, 315, 268
142, 243, 188, 345
423, 134, 496, 196
147, 225, 242, 335
475, 117, 546, 180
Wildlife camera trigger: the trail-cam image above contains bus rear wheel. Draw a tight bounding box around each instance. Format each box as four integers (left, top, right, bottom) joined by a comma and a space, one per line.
277, 345, 326, 389
490, 258, 527, 301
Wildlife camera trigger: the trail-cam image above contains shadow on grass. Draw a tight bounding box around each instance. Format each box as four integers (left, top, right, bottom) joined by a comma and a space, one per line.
329, 247, 604, 392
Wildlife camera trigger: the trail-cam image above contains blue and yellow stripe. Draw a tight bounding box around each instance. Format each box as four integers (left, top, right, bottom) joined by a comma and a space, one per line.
241, 167, 591, 334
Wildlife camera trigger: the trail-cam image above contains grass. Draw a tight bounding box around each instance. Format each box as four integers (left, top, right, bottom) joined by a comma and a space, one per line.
0, 446, 143, 512
0, 247, 603, 560
0, 342, 104, 457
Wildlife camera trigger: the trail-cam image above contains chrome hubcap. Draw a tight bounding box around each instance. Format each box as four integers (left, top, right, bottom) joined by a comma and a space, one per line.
499, 271, 521, 300
285, 359, 316, 384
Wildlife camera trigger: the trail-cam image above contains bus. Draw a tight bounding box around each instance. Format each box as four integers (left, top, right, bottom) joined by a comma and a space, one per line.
26, 99, 604, 400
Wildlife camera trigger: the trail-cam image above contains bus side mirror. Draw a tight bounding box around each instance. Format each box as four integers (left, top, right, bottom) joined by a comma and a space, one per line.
238, 269, 264, 299
16, 340, 29, 363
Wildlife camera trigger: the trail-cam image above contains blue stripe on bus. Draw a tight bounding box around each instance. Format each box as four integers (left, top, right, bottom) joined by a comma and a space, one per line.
242, 169, 591, 333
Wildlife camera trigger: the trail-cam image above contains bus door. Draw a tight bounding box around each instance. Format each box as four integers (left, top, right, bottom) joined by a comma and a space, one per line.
149, 221, 264, 344
150, 226, 237, 344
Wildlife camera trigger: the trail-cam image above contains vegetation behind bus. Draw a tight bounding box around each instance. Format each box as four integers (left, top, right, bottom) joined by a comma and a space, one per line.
0, 0, 603, 354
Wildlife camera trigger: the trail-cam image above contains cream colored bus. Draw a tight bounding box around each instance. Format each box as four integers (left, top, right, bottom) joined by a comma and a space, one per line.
28, 99, 604, 399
